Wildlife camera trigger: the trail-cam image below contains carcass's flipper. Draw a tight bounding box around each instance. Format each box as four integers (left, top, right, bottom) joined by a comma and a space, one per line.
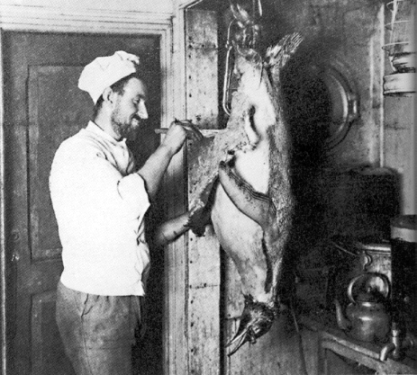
188, 177, 219, 236
264, 33, 304, 82
218, 160, 276, 230
227, 295, 276, 356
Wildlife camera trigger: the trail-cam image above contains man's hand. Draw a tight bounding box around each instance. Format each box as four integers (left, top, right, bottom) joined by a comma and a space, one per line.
161, 119, 203, 155
153, 211, 191, 247
139, 120, 203, 200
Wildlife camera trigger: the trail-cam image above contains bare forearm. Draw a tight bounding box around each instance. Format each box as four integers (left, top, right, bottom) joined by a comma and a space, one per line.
137, 144, 175, 199
138, 121, 203, 199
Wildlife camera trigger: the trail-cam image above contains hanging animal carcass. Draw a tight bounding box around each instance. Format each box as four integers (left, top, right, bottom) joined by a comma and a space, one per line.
188, 33, 303, 355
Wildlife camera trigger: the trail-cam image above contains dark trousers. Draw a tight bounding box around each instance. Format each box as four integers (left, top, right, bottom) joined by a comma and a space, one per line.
56, 281, 143, 375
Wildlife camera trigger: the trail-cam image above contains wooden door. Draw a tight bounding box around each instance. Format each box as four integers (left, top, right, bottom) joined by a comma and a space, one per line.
2, 31, 160, 375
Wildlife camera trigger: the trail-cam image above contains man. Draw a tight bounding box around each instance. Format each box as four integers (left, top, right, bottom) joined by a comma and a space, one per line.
50, 51, 202, 375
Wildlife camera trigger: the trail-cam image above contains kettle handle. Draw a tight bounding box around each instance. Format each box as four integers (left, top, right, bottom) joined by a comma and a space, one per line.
347, 272, 391, 303
360, 250, 372, 270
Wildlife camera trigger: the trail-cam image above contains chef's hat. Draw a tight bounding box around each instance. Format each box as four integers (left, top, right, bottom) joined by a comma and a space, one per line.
78, 51, 140, 103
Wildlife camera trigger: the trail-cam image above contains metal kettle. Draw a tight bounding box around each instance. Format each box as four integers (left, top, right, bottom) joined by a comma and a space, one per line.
335, 272, 391, 342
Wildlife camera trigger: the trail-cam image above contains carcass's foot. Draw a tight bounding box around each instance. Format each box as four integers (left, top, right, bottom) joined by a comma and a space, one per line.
227, 295, 276, 356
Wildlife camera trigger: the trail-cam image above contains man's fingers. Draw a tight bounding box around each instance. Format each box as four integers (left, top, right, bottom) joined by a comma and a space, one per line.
182, 124, 204, 141
155, 119, 204, 142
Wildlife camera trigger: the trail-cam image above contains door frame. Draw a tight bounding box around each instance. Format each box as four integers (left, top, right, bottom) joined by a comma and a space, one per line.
0, 3, 195, 374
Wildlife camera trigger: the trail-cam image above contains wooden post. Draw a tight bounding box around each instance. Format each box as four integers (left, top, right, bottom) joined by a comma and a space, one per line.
164, 7, 219, 375
185, 9, 220, 375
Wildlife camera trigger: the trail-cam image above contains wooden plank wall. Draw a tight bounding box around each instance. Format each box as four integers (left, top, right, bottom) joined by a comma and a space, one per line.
185, 9, 219, 130
185, 9, 221, 375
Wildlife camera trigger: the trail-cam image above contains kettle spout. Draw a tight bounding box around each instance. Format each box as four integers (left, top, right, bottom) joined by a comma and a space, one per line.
334, 299, 351, 331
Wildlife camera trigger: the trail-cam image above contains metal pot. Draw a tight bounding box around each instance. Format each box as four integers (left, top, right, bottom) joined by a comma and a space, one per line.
328, 237, 392, 308
355, 240, 391, 296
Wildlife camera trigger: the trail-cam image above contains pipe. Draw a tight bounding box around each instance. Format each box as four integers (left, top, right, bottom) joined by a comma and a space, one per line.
379, 342, 396, 361
380, 322, 402, 361
222, 19, 236, 116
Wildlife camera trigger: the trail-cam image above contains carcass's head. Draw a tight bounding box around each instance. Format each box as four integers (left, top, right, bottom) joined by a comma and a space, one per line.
227, 295, 276, 356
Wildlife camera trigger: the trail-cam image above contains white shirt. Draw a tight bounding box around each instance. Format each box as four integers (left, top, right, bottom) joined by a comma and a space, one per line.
50, 121, 151, 296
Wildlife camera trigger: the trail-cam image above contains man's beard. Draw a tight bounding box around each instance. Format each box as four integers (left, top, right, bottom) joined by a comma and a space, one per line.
111, 114, 139, 141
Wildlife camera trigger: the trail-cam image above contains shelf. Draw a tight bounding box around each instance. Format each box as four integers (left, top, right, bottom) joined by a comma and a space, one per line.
300, 315, 417, 375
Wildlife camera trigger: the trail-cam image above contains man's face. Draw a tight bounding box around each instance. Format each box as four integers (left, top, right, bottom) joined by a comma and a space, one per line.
111, 77, 148, 140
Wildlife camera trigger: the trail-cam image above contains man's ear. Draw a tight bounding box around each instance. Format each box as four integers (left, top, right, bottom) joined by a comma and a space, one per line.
102, 87, 116, 104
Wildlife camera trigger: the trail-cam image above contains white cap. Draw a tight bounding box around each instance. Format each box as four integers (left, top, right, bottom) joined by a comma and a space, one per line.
78, 51, 140, 103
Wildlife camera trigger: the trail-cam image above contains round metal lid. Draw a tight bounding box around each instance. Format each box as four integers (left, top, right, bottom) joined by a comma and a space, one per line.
391, 215, 417, 242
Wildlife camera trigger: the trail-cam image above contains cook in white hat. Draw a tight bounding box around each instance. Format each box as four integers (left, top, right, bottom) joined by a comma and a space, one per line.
52, 50, 203, 374
79, 50, 141, 104
78, 50, 150, 140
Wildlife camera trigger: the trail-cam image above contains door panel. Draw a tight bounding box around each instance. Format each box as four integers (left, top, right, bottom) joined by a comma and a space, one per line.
26, 66, 89, 375
3, 31, 161, 375
29, 65, 87, 260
